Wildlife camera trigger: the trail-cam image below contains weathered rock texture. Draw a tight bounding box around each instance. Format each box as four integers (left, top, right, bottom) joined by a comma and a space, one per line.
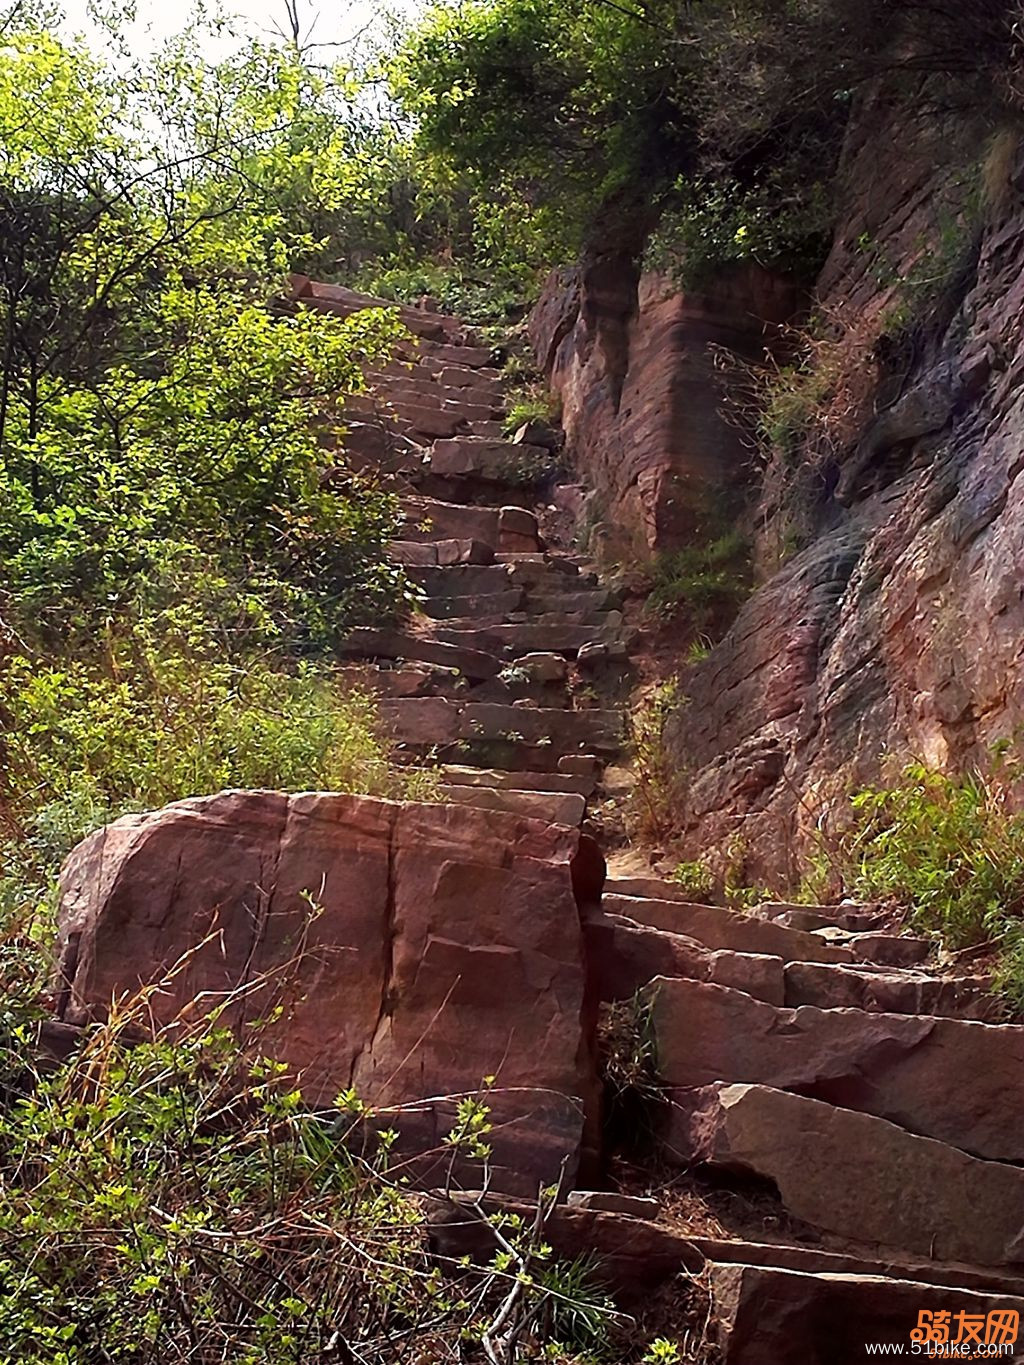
531, 265, 797, 561
663, 100, 1024, 875
533, 79, 1024, 880
56, 791, 604, 1193
709, 1262, 1024, 1365
649, 976, 1024, 1161
667, 1083, 1024, 1266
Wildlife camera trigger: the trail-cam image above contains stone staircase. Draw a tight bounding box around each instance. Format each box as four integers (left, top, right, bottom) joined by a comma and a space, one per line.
296, 277, 629, 825
295, 279, 1024, 1360
587, 870, 1024, 1361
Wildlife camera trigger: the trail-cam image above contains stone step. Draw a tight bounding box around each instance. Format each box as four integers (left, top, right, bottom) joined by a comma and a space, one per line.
506, 558, 595, 588
364, 372, 505, 414
389, 539, 495, 568
394, 395, 496, 428
752, 901, 890, 933
337, 661, 465, 700
339, 421, 423, 472
293, 278, 467, 344
603, 894, 856, 965
691, 1234, 1024, 1297
397, 338, 495, 368
440, 765, 597, 797
442, 784, 586, 827
427, 1187, 1024, 1336
337, 627, 502, 681
784, 959, 1002, 1020
587, 911, 784, 1007
437, 608, 615, 636
608, 882, 933, 966
434, 623, 613, 658
591, 907, 996, 1020
436, 363, 503, 389
649, 975, 1024, 1162
707, 1260, 1024, 1365
811, 924, 932, 966
419, 593, 527, 623
526, 588, 621, 614
666, 1082, 1024, 1269
402, 506, 543, 559
379, 697, 622, 753
343, 392, 399, 420
400, 497, 501, 547
429, 437, 553, 481
462, 419, 507, 440
409, 564, 514, 598
390, 402, 470, 440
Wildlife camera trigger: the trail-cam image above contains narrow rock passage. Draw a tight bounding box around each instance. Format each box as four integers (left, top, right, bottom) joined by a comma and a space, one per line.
297, 277, 630, 827
311, 280, 1024, 1359
55, 281, 1024, 1363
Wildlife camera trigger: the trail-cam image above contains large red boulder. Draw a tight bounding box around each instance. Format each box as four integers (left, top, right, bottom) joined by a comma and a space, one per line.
56, 791, 604, 1193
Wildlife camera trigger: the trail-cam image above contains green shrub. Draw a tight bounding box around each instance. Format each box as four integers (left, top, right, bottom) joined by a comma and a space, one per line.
0, 643, 439, 924
834, 758, 1024, 1005
598, 992, 658, 1102
0, 288, 410, 653
0, 983, 619, 1364
645, 533, 750, 627
670, 859, 715, 900
644, 173, 833, 288
359, 259, 532, 325
627, 679, 686, 842
503, 391, 559, 435
535, 1255, 618, 1355
840, 762, 1024, 944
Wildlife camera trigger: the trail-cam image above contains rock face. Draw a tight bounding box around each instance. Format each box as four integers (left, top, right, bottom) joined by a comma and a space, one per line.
665, 104, 1024, 877
531, 266, 797, 561
709, 1262, 1024, 1365
531, 83, 1024, 882
56, 791, 604, 1194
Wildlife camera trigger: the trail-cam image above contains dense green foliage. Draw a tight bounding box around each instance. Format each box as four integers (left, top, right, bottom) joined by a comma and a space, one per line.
392, 0, 1022, 280
390, 0, 688, 254
645, 532, 750, 627
0, 986, 638, 1363
0, 7, 433, 948
0, 19, 416, 651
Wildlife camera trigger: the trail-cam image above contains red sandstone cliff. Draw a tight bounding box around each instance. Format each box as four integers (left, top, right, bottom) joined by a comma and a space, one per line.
534, 79, 1019, 879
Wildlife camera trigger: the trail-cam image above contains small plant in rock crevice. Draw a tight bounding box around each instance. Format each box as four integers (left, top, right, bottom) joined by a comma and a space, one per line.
626, 679, 687, 843
502, 382, 561, 436
598, 991, 662, 1158
495, 446, 564, 489
670, 859, 716, 901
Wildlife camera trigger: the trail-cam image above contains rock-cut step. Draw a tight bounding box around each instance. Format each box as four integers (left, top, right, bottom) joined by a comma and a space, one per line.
441, 765, 598, 797
433, 622, 619, 659
588, 908, 998, 1019
707, 1260, 1024, 1365
442, 784, 586, 827
648, 975, 1024, 1162
337, 627, 502, 681
603, 890, 931, 968
380, 696, 623, 758
665, 1081, 1024, 1269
